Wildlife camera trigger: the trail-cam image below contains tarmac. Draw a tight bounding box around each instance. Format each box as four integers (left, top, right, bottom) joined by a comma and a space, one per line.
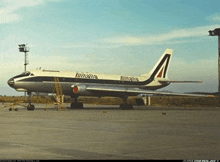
0, 103, 220, 160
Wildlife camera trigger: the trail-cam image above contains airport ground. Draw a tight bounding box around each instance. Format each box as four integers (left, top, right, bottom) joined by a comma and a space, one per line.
1, 95, 220, 107
0, 103, 220, 160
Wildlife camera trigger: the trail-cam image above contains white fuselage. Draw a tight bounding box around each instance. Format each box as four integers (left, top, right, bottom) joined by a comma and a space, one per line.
8, 49, 174, 98
8, 69, 169, 97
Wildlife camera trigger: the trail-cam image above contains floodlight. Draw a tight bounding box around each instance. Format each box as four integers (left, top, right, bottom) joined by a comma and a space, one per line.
209, 30, 215, 36
208, 28, 220, 36
18, 43, 29, 72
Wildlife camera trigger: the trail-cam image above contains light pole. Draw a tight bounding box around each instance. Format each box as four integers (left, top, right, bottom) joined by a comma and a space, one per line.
18, 44, 29, 96
18, 44, 29, 72
209, 28, 220, 93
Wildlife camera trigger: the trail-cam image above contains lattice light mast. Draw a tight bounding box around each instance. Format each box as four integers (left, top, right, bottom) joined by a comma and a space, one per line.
18, 44, 29, 72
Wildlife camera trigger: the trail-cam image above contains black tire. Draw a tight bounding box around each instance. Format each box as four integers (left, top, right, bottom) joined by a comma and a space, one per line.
27, 104, 35, 110
70, 102, 83, 109
119, 103, 124, 109
119, 103, 133, 110
9, 108, 12, 111
71, 102, 76, 109
78, 103, 83, 109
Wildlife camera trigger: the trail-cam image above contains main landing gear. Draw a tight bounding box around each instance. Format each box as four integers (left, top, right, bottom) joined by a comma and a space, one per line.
70, 97, 83, 109
27, 92, 35, 110
119, 96, 133, 109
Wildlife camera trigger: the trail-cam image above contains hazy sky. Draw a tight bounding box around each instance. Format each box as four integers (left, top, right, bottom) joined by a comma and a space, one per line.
1, 0, 220, 95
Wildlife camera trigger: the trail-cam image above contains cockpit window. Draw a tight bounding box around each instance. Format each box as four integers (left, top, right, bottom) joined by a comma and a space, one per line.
13, 71, 31, 79
21, 72, 30, 75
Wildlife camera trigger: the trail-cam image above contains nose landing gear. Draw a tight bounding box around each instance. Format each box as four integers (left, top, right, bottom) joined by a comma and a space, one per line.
27, 92, 35, 110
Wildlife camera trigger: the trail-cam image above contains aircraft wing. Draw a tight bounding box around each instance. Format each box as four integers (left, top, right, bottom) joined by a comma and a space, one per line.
159, 80, 203, 83
86, 85, 214, 97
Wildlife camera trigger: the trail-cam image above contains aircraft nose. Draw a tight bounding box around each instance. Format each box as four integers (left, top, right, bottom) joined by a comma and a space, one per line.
7, 78, 14, 88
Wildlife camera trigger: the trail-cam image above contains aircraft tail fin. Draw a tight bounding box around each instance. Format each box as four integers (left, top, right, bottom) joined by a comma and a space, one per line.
149, 49, 173, 79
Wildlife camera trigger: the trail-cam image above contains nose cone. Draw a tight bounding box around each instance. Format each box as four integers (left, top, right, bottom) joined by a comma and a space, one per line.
7, 78, 14, 88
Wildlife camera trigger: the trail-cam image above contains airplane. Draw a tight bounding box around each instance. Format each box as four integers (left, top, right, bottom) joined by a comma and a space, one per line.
7, 49, 210, 110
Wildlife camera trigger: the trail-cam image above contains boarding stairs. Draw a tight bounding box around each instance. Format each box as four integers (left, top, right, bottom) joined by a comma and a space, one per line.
52, 77, 65, 110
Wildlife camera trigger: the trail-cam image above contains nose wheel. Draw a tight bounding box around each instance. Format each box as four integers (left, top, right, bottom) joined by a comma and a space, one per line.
27, 104, 35, 110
